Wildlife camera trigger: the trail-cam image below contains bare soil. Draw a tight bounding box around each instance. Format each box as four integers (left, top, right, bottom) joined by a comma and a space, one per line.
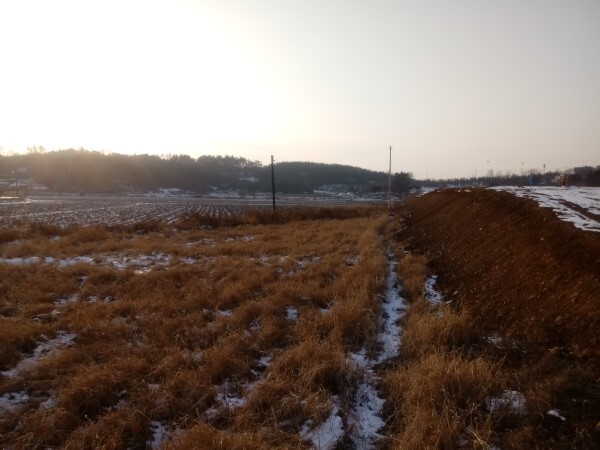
397, 188, 600, 447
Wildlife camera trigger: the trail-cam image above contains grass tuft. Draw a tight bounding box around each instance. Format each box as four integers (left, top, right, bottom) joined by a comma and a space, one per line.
384, 351, 500, 449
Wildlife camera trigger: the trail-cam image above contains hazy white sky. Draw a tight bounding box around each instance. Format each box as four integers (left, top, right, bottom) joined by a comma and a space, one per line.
1, 0, 598, 179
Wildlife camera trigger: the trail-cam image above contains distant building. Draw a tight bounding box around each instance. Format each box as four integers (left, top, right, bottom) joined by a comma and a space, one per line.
573, 166, 594, 176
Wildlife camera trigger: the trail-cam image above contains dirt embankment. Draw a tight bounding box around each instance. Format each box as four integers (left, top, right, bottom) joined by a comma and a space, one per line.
399, 188, 600, 360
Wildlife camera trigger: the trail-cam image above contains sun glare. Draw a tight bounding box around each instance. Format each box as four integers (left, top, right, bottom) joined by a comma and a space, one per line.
0, 0, 286, 155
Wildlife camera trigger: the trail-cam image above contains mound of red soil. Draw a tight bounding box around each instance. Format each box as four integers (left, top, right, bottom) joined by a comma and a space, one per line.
399, 188, 600, 360
398, 188, 600, 446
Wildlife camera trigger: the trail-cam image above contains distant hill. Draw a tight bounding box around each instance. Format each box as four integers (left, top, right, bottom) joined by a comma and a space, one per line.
0, 149, 414, 195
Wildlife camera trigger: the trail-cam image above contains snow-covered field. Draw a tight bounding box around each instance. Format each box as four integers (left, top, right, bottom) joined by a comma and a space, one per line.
0, 194, 366, 227
492, 186, 600, 232
0, 196, 266, 227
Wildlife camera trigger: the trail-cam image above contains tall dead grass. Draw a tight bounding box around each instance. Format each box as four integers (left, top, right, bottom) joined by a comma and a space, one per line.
0, 206, 390, 448
401, 300, 478, 360
396, 252, 427, 301
175, 204, 381, 229
384, 244, 504, 448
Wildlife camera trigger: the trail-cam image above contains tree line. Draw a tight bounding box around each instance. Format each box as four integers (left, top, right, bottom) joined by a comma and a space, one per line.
421, 166, 600, 188
0, 149, 414, 195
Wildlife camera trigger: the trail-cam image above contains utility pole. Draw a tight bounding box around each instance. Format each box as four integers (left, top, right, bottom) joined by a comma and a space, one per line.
12, 171, 18, 197
388, 146, 392, 200
388, 146, 393, 217
271, 155, 276, 211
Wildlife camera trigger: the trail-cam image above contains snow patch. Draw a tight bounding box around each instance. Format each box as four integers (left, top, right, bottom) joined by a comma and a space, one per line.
376, 248, 407, 364
301, 404, 345, 450
297, 256, 321, 269
345, 246, 407, 448
424, 275, 443, 304
147, 421, 170, 449
54, 293, 79, 307
346, 255, 360, 266
486, 390, 527, 415
286, 307, 298, 321
180, 257, 197, 265
1, 331, 76, 378
57, 256, 95, 267
40, 396, 58, 409
546, 409, 566, 421
216, 380, 248, 409
0, 256, 40, 265
0, 391, 30, 415
0, 252, 173, 273
493, 186, 600, 232
349, 381, 386, 447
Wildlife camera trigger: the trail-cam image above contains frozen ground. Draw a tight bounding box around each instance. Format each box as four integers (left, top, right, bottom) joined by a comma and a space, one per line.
0, 196, 258, 227
0, 194, 372, 227
302, 246, 408, 450
492, 186, 600, 232
0, 241, 411, 448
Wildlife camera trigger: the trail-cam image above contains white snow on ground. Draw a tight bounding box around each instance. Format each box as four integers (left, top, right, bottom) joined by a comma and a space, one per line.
349, 381, 386, 446
486, 390, 527, 415
180, 257, 197, 264
104, 253, 172, 273
424, 275, 443, 305
484, 333, 519, 350
54, 293, 79, 307
147, 421, 170, 449
215, 357, 273, 410
1, 331, 76, 378
40, 396, 58, 409
0, 252, 173, 273
0, 256, 41, 265
0, 391, 30, 416
300, 404, 345, 450
346, 255, 360, 266
146, 421, 185, 449
546, 409, 566, 421
286, 307, 299, 321
347, 247, 406, 448
492, 186, 600, 232
303, 246, 406, 449
54, 256, 95, 267
297, 256, 321, 269
216, 379, 248, 409
375, 248, 407, 365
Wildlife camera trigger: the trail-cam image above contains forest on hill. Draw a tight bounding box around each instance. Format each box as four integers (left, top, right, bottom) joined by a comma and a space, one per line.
1, 148, 596, 196
0, 149, 414, 196
423, 165, 600, 188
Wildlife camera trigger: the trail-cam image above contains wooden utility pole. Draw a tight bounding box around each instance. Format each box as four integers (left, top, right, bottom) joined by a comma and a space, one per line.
388, 146, 394, 219
271, 155, 276, 211
388, 145, 392, 203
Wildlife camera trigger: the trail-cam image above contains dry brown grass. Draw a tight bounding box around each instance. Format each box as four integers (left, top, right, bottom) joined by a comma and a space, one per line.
385, 351, 500, 449
173, 421, 305, 449
384, 238, 596, 448
0, 205, 391, 448
396, 252, 427, 302
383, 245, 508, 449
401, 299, 478, 361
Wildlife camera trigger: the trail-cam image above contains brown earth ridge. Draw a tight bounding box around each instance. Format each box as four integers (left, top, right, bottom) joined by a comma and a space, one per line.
400, 188, 600, 358
397, 188, 600, 446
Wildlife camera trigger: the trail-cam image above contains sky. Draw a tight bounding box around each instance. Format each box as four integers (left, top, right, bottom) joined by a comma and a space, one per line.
0, 0, 598, 179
